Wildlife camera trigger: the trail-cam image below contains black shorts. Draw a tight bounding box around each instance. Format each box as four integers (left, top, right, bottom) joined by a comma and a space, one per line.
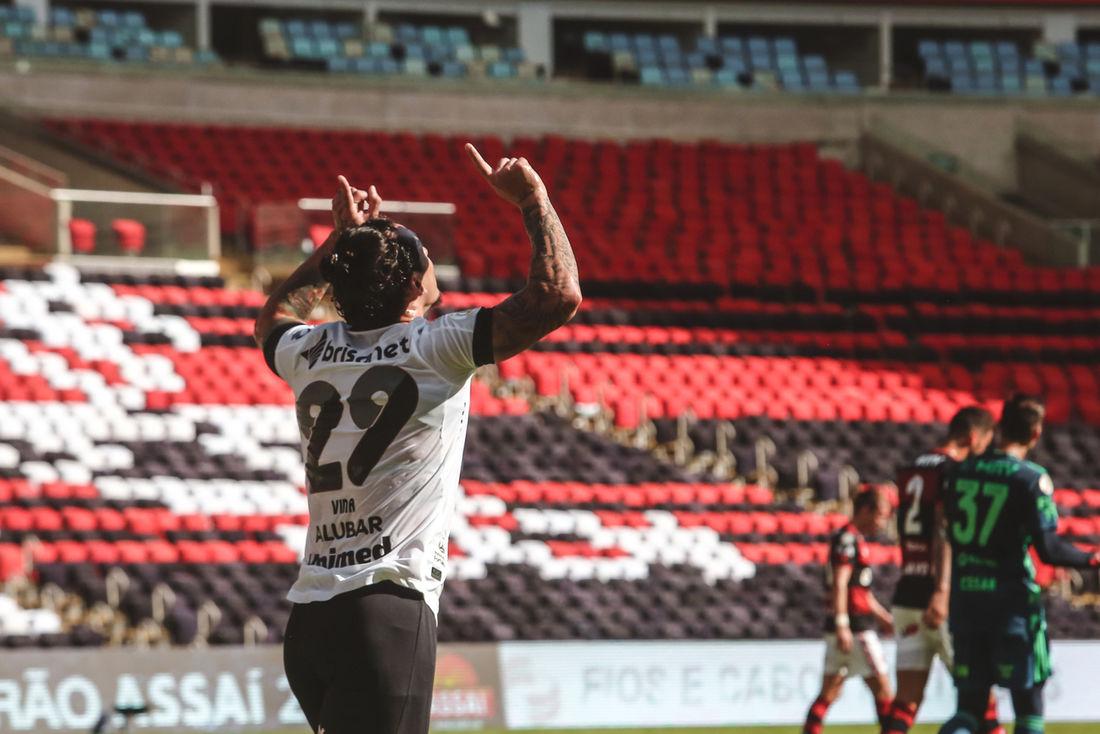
950, 608, 1051, 692
283, 581, 437, 734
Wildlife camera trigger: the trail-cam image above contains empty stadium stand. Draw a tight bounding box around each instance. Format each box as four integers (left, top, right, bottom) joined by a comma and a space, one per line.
917, 38, 1100, 95
0, 5, 216, 65
1, 250, 1098, 648
575, 32, 860, 92
258, 17, 532, 80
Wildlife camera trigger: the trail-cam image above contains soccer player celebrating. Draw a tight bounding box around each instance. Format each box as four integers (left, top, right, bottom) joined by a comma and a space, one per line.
882, 407, 999, 734
803, 487, 895, 734
253, 146, 580, 734
939, 395, 1100, 734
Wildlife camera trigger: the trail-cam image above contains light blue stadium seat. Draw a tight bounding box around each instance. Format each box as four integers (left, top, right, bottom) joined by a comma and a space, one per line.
776, 54, 800, 72
807, 71, 830, 91
50, 8, 75, 27
723, 55, 746, 74
973, 56, 995, 73
1000, 74, 1022, 93
285, 20, 307, 38
422, 26, 444, 46
780, 70, 804, 90
686, 51, 705, 69
88, 41, 110, 59
635, 34, 656, 52
975, 73, 997, 93
441, 60, 465, 77
327, 57, 350, 72
924, 58, 947, 77
803, 55, 827, 72
3, 20, 29, 39
317, 37, 339, 58
404, 42, 424, 59
658, 34, 679, 53
719, 37, 744, 55
290, 37, 315, 59
447, 27, 469, 45
368, 41, 389, 57
378, 58, 399, 73
136, 29, 155, 47
1087, 58, 1100, 75
640, 66, 664, 85
749, 52, 773, 71
1087, 42, 1100, 58
1050, 76, 1073, 96
583, 31, 607, 53
504, 47, 524, 63
637, 48, 658, 66
124, 46, 147, 62
666, 67, 690, 85
714, 68, 739, 86
948, 56, 970, 74
917, 39, 941, 59
122, 11, 145, 29
951, 74, 974, 93
996, 41, 1019, 59
1058, 42, 1082, 60
774, 37, 797, 56
609, 33, 630, 52
352, 57, 375, 73
944, 41, 966, 58
310, 20, 332, 38
1025, 58, 1044, 75
335, 23, 357, 40
696, 36, 717, 55
195, 48, 218, 64
395, 24, 418, 43
488, 60, 515, 78
98, 10, 120, 27
969, 41, 993, 59
160, 30, 183, 48
834, 70, 860, 93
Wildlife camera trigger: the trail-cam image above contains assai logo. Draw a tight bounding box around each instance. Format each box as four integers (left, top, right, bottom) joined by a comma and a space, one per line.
432, 653, 496, 725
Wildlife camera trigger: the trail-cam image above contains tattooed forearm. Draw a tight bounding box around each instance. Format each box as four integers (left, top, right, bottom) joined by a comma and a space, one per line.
254, 229, 337, 347
491, 198, 581, 362
278, 280, 328, 322
521, 199, 579, 289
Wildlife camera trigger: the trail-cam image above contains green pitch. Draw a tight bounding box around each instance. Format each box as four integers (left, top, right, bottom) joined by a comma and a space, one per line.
259, 725, 1100, 734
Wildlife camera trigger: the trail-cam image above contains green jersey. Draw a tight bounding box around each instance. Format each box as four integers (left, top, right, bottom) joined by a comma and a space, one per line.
945, 449, 1058, 614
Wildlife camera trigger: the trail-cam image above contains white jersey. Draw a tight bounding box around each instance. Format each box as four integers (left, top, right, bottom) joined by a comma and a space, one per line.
265, 308, 492, 615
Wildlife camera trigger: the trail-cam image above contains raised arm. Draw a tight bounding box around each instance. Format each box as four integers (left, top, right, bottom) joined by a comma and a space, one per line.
465, 144, 581, 362
253, 176, 381, 348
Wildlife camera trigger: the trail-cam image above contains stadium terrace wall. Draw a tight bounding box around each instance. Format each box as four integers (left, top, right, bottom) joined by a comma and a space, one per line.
1, 641, 1099, 731
4, 65, 1100, 190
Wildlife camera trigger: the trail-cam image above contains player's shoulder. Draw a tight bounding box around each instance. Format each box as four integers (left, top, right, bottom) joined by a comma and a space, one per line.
831, 523, 861, 548
1019, 460, 1053, 496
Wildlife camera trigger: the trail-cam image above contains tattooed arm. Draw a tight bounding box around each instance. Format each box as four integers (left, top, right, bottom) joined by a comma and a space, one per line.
253, 175, 381, 348
465, 144, 582, 362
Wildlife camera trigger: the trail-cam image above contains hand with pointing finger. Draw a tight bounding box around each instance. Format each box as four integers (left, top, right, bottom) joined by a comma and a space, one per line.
465, 143, 547, 210
332, 175, 382, 230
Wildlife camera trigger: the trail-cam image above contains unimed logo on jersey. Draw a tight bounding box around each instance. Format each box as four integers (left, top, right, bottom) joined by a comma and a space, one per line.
305, 536, 392, 569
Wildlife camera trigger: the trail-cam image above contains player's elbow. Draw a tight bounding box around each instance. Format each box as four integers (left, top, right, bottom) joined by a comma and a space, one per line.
557, 284, 582, 322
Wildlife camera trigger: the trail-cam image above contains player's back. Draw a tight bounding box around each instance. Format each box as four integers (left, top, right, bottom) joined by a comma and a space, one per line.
893, 450, 954, 609
945, 449, 1056, 615
268, 309, 490, 614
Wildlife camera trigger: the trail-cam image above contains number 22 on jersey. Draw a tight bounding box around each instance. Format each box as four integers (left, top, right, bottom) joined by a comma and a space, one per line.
295, 366, 420, 493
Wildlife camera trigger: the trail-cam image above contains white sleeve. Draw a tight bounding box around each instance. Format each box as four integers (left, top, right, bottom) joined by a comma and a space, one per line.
417, 308, 494, 384
262, 322, 315, 382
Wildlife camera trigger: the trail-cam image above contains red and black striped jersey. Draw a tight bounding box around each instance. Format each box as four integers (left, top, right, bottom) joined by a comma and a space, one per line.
892, 450, 955, 609
825, 522, 875, 632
